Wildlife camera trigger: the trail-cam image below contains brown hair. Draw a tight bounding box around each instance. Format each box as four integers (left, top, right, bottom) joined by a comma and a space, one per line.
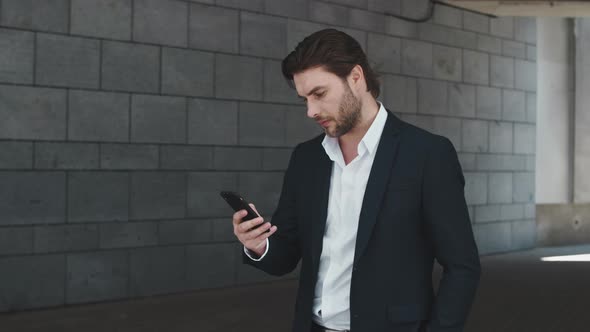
281, 28, 380, 99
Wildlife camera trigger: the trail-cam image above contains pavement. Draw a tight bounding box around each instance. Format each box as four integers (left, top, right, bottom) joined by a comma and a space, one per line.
2, 244, 590, 332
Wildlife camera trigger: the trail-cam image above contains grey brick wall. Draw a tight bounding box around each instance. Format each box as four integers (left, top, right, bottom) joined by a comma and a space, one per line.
0, 0, 536, 311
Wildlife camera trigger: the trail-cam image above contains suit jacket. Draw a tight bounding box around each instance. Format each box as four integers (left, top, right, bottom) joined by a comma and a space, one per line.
243, 110, 481, 332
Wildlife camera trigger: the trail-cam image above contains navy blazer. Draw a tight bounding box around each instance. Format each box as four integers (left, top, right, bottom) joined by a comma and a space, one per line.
243, 110, 481, 332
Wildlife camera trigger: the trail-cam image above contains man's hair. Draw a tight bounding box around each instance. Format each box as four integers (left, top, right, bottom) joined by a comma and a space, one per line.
281, 28, 380, 99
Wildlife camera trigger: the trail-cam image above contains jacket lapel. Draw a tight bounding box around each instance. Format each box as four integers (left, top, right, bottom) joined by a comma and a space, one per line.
353, 110, 403, 265
310, 142, 333, 268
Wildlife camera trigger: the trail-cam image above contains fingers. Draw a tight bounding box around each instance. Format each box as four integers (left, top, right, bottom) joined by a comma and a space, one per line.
232, 203, 277, 249
249, 225, 278, 250
260, 225, 277, 240
234, 219, 277, 247
238, 216, 265, 233
232, 209, 250, 227
232, 204, 261, 227
243, 221, 273, 240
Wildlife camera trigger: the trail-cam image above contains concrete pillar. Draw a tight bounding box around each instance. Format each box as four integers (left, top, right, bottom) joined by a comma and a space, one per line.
536, 18, 575, 204
574, 19, 590, 203
535, 18, 589, 246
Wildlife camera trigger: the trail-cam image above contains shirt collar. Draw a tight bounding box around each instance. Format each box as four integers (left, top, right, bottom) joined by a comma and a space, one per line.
361, 101, 388, 156
321, 101, 388, 162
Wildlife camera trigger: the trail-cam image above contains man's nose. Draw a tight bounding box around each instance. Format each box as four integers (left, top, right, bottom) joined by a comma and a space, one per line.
306, 102, 318, 119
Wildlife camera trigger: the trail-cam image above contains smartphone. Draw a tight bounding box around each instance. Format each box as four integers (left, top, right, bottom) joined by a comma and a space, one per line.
220, 191, 260, 222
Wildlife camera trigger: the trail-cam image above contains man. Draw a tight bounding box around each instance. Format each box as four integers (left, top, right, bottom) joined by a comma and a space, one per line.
231, 29, 480, 332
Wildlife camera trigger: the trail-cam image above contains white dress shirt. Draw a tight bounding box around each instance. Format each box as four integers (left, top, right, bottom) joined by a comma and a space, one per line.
246, 103, 388, 330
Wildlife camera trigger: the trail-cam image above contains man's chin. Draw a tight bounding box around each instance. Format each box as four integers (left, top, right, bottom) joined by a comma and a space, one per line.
320, 122, 345, 137
324, 128, 341, 138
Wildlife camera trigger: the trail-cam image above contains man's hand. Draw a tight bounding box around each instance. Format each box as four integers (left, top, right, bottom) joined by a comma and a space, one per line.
232, 204, 277, 257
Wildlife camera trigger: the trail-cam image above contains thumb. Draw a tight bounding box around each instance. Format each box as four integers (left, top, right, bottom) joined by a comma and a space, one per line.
249, 203, 260, 216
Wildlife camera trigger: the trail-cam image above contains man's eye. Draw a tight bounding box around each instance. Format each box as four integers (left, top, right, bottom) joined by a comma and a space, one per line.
316, 92, 325, 98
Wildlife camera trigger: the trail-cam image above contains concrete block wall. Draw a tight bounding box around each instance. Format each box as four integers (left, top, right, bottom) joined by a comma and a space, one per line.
0, 0, 536, 311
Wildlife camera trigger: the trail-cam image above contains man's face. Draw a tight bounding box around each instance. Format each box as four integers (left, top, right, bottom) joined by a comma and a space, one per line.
293, 66, 362, 138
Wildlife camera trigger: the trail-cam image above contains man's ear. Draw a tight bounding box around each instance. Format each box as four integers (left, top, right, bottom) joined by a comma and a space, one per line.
348, 65, 367, 97
349, 65, 363, 84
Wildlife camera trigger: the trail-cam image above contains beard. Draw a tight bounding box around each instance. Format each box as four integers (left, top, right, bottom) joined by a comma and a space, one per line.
324, 82, 362, 138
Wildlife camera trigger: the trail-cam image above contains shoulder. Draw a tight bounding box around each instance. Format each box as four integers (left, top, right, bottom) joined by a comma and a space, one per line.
396, 116, 456, 155
292, 133, 326, 156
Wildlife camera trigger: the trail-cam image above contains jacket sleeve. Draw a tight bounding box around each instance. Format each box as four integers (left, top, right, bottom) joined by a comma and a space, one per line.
241, 144, 302, 276
422, 137, 481, 332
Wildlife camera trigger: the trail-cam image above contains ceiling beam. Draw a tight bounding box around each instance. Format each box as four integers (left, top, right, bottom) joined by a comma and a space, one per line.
439, 1, 590, 17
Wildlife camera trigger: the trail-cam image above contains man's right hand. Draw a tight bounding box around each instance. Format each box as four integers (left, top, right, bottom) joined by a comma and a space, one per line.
232, 204, 277, 257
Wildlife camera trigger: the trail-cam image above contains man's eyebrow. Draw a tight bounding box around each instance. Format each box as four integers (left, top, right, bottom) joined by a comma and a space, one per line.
297, 86, 326, 99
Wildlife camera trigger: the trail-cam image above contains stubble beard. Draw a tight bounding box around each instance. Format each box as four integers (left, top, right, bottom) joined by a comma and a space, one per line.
325, 83, 362, 138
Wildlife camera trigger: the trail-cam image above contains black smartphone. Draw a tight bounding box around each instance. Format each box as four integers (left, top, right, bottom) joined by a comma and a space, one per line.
220, 191, 260, 222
